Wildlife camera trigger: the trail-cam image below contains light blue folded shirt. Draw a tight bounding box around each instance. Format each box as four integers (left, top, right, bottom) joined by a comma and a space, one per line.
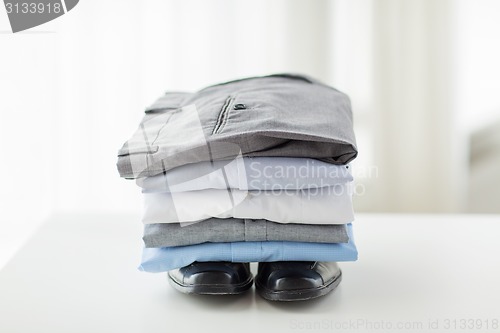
139, 223, 357, 272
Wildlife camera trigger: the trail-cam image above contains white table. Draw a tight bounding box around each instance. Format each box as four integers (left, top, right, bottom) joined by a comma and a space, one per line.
1, 213, 499, 333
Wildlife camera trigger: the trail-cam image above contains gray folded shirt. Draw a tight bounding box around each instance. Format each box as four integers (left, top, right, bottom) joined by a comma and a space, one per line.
143, 218, 349, 248
117, 73, 357, 179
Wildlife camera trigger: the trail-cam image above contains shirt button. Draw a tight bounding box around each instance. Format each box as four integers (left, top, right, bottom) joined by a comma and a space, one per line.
233, 103, 247, 110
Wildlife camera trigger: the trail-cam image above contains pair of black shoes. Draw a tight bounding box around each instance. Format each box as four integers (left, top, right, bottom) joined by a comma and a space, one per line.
168, 261, 342, 301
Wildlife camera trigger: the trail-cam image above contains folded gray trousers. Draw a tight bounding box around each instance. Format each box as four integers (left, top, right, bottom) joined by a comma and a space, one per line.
117, 73, 357, 179
143, 218, 349, 248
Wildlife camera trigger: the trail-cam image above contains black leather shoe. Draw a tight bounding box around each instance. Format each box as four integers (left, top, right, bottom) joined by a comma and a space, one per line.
255, 261, 342, 301
168, 262, 253, 295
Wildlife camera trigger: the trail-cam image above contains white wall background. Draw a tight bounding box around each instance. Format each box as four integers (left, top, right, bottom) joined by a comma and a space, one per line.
1, 0, 500, 268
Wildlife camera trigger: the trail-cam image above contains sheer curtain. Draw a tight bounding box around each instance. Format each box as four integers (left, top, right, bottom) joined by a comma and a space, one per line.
369, 0, 465, 212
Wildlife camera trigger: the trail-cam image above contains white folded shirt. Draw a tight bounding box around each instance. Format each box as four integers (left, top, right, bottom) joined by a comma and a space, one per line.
136, 157, 352, 192
142, 183, 354, 225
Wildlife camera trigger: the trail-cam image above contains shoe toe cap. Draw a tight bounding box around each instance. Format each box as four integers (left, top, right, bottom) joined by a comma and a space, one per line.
183, 271, 236, 286
271, 275, 323, 291
169, 262, 251, 286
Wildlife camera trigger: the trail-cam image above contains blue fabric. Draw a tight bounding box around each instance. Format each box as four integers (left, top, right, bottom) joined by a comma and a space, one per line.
139, 223, 357, 272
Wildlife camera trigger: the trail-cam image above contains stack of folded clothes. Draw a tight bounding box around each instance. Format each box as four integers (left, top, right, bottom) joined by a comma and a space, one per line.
116, 74, 358, 301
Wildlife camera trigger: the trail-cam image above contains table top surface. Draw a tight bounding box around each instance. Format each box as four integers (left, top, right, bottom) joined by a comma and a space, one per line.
1, 213, 499, 333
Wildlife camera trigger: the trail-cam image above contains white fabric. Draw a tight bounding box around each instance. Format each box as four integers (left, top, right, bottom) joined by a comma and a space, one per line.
136, 157, 352, 192
142, 183, 354, 225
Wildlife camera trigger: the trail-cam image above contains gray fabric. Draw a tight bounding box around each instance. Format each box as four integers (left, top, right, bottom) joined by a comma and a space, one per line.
143, 218, 349, 247
117, 73, 357, 179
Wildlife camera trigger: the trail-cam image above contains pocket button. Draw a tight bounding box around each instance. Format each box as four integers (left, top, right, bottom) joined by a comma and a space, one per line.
233, 103, 247, 110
